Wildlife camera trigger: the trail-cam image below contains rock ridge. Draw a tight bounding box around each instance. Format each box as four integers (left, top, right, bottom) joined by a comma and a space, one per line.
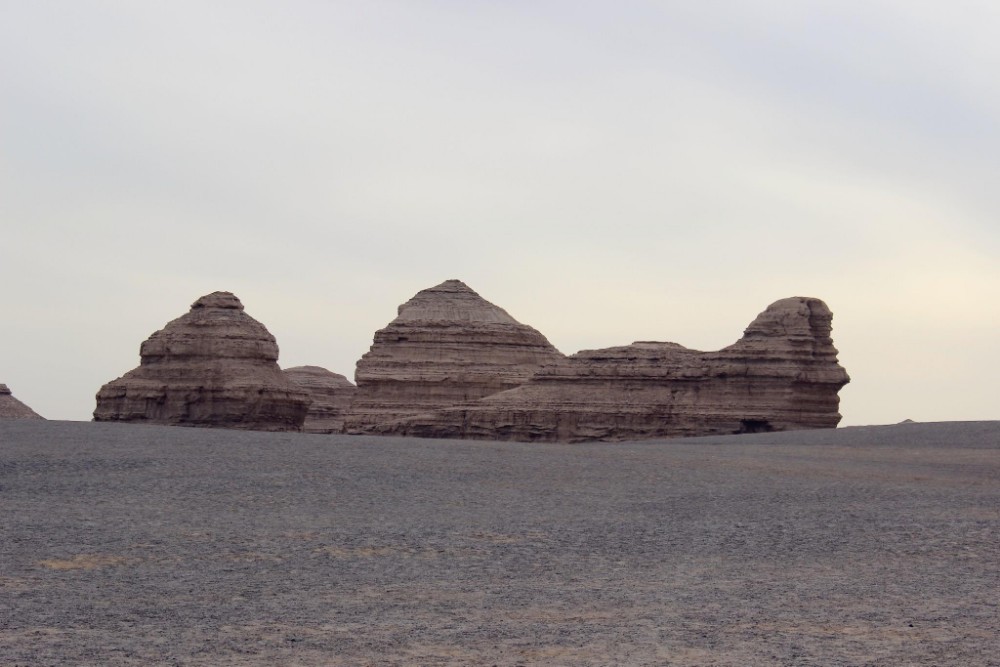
372, 296, 850, 442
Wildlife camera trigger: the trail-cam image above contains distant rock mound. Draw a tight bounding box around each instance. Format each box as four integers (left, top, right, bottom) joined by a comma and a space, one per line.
0, 384, 44, 420
343, 279, 565, 434
381, 297, 850, 442
94, 292, 311, 431
283, 366, 356, 434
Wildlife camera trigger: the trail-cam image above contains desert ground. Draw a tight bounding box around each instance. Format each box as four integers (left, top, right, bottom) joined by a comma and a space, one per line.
1, 420, 997, 666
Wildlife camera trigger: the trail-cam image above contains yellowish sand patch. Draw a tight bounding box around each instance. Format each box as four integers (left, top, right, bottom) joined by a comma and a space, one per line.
505, 607, 621, 623
37, 554, 127, 570
223, 551, 284, 563
0, 576, 32, 590
280, 531, 320, 540
314, 545, 412, 558
470, 529, 547, 543
312, 544, 449, 560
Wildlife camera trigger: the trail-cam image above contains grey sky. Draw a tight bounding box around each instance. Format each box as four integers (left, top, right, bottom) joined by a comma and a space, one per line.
2, 1, 998, 425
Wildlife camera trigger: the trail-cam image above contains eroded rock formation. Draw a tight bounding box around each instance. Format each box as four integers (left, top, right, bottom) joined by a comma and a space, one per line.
343, 279, 565, 434
375, 297, 850, 442
0, 384, 44, 420
94, 292, 310, 431
283, 366, 356, 434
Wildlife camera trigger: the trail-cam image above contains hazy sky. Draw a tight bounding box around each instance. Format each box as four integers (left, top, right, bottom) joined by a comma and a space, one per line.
3, 1, 998, 426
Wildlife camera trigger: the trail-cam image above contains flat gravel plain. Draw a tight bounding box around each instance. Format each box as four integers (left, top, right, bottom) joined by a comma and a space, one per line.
1, 420, 998, 666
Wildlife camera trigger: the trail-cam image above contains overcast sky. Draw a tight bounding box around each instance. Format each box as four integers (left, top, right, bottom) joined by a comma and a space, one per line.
3, 1, 998, 426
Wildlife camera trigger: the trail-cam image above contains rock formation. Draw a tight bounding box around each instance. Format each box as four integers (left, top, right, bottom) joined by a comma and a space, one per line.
94, 292, 311, 431
374, 297, 850, 442
283, 366, 356, 434
0, 384, 44, 420
343, 279, 565, 434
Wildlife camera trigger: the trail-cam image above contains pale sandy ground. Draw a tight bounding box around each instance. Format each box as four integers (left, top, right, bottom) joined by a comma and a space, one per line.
1, 420, 997, 666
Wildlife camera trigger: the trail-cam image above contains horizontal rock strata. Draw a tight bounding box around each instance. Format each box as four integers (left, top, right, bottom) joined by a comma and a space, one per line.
377, 297, 850, 442
0, 384, 44, 420
94, 292, 310, 431
283, 366, 356, 434
343, 280, 565, 434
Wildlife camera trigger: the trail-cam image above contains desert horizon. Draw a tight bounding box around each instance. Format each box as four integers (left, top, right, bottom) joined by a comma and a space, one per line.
4, 2, 998, 664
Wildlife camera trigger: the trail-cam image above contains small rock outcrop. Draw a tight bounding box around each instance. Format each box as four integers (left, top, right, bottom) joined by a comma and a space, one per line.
94, 292, 311, 431
0, 384, 44, 420
343, 280, 565, 434
379, 297, 850, 442
283, 366, 356, 433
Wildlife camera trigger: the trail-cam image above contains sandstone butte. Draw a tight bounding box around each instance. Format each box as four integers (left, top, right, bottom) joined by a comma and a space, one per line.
0, 384, 44, 420
342, 279, 566, 434
359, 294, 851, 442
94, 292, 311, 431
283, 366, 356, 434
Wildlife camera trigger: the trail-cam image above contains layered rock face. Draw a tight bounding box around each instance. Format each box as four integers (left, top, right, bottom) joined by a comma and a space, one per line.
94, 292, 311, 431
381, 297, 850, 442
0, 384, 44, 420
283, 366, 356, 434
343, 280, 565, 434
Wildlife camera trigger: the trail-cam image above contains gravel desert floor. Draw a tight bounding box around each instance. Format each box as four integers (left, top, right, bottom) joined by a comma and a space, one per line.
1, 420, 998, 666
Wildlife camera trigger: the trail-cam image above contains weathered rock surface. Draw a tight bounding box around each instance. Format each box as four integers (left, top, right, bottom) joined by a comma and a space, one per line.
0, 384, 44, 420
343, 280, 565, 434
94, 292, 310, 431
380, 297, 850, 442
283, 366, 356, 434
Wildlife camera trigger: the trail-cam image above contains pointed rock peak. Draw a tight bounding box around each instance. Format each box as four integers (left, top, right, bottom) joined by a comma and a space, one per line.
395, 279, 519, 324
0, 384, 44, 419
428, 279, 476, 293
191, 291, 244, 311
